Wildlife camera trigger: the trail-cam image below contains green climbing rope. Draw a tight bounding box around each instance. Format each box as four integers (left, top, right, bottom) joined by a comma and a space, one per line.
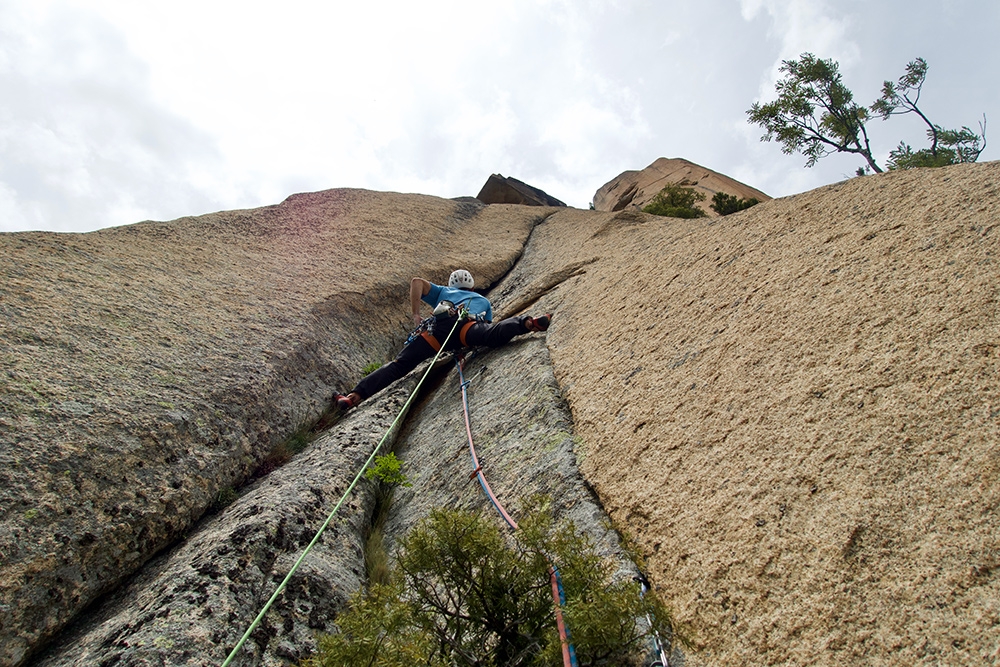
220, 317, 461, 667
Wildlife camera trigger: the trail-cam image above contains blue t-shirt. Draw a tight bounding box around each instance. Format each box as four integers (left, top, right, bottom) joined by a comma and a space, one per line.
423, 283, 493, 322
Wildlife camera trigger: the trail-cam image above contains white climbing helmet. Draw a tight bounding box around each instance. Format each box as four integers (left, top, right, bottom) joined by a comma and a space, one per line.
448, 269, 475, 289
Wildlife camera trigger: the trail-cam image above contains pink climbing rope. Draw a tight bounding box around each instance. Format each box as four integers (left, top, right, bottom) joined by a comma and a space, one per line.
455, 354, 578, 667
458, 358, 519, 530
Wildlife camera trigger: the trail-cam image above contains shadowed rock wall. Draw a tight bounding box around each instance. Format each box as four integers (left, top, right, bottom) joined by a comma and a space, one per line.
0, 190, 542, 666
34, 376, 420, 667
475, 174, 567, 207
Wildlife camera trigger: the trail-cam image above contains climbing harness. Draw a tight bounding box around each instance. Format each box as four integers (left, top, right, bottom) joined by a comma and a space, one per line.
220, 317, 463, 667
454, 354, 579, 667
407, 304, 480, 353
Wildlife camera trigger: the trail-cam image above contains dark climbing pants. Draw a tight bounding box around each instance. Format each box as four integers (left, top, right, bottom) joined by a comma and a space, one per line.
352, 315, 531, 401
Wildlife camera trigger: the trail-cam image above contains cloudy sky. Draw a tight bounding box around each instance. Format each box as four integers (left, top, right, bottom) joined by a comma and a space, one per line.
1, 0, 996, 232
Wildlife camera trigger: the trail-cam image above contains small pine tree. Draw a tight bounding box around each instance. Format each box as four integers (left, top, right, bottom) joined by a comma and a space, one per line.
641, 183, 707, 219
710, 192, 760, 216
306, 501, 674, 666
747, 53, 987, 174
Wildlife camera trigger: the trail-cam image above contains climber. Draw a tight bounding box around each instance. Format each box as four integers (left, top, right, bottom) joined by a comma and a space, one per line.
334, 269, 550, 410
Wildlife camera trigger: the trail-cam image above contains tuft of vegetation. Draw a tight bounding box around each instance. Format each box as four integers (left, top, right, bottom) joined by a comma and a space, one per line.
283, 424, 316, 456
747, 53, 986, 174
365, 452, 412, 488
361, 361, 383, 376
306, 500, 674, 667
711, 192, 760, 216
254, 423, 318, 479
641, 183, 707, 219
363, 452, 413, 586
885, 124, 987, 170
210, 486, 239, 513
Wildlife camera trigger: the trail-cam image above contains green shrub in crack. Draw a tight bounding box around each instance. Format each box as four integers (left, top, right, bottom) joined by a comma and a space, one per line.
365, 452, 411, 487
307, 499, 674, 666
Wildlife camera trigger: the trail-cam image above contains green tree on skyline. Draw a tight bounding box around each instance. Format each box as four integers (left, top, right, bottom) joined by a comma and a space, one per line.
747, 53, 986, 174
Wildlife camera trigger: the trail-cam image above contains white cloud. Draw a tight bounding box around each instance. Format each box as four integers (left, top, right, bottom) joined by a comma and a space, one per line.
742, 0, 860, 100
0, 181, 32, 230
0, 0, 996, 231
0, 2, 224, 231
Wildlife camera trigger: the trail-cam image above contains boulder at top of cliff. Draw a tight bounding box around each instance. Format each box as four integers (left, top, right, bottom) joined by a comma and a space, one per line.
476, 173, 567, 207
593, 157, 770, 216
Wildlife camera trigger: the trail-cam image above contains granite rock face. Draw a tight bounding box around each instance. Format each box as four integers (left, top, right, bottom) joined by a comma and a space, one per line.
382, 335, 687, 666
534, 162, 1000, 666
384, 336, 626, 565
5, 161, 1000, 667
34, 376, 420, 667
593, 156, 771, 215
0, 190, 542, 666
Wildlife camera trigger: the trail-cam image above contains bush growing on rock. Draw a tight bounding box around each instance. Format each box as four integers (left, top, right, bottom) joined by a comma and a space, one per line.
365, 452, 411, 488
641, 183, 707, 219
711, 192, 760, 216
306, 502, 672, 666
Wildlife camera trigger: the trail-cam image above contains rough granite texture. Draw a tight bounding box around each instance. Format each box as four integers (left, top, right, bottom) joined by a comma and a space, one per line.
534, 162, 1000, 665
383, 335, 686, 666
34, 375, 420, 667
3, 161, 999, 666
0, 190, 543, 665
383, 339, 604, 551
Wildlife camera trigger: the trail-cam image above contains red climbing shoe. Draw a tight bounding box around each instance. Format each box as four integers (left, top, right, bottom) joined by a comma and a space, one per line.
524, 314, 551, 332
334, 393, 357, 411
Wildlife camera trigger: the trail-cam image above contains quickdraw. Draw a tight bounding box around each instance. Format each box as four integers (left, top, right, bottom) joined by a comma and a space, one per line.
404, 317, 434, 346
635, 573, 671, 667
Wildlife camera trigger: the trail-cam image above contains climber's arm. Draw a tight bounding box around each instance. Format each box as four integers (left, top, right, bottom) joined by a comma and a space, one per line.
410, 277, 432, 325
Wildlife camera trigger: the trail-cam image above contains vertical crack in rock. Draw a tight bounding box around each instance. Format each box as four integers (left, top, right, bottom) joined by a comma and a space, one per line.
0, 191, 542, 666
375, 285, 686, 665
32, 213, 684, 666
385, 337, 631, 562
34, 375, 421, 667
